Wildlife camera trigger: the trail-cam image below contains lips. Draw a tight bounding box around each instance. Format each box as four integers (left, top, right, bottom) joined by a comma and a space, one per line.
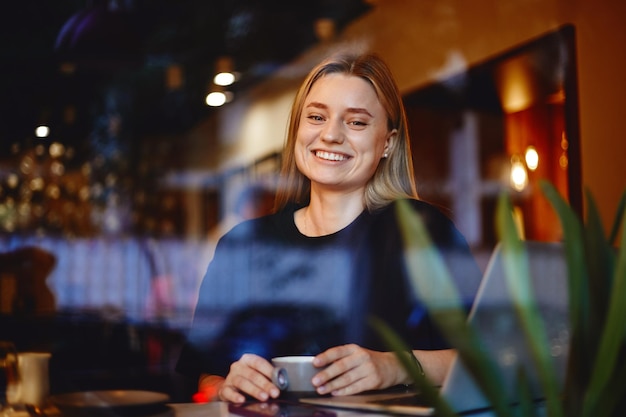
314, 150, 349, 161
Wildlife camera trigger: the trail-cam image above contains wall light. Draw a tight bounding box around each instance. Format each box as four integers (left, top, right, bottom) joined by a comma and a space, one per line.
525, 146, 539, 171
510, 156, 528, 191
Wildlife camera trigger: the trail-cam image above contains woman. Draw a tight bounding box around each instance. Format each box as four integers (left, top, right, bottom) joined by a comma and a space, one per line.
176, 53, 482, 403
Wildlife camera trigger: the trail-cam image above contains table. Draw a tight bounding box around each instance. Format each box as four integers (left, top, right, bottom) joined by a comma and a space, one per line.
167, 401, 503, 417
37, 396, 541, 417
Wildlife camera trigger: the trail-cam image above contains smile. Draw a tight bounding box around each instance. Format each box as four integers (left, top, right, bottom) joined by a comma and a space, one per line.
315, 150, 348, 161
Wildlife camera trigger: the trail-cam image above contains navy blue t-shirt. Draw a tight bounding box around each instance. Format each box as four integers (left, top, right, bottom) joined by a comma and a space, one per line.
176, 199, 481, 379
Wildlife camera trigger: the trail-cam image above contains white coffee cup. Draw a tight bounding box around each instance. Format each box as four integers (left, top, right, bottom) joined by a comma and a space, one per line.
271, 356, 320, 393
16, 352, 51, 409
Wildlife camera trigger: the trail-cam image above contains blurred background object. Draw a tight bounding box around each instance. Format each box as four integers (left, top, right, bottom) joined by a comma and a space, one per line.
0, 246, 56, 315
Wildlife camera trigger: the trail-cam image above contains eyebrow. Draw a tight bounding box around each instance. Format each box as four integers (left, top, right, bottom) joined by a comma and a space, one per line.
306, 102, 374, 118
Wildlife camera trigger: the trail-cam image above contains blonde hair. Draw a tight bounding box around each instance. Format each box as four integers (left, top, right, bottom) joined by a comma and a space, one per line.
275, 53, 418, 212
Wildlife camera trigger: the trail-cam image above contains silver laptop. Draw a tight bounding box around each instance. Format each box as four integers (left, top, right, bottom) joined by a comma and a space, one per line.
301, 241, 570, 415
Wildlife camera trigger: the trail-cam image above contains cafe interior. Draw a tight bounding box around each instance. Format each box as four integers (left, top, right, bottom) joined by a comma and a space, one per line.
1, 0, 625, 408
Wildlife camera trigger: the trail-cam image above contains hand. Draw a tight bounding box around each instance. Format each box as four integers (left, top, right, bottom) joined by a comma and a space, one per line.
311, 344, 405, 396
218, 354, 281, 403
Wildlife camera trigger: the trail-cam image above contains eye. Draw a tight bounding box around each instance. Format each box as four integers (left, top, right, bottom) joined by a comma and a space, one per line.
306, 114, 325, 123
347, 120, 368, 129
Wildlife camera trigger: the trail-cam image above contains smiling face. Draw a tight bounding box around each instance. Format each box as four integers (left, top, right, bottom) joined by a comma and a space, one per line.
294, 73, 396, 196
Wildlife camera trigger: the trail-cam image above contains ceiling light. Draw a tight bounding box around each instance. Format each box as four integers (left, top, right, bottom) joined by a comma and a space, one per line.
206, 92, 227, 107
35, 125, 50, 138
214, 72, 235, 86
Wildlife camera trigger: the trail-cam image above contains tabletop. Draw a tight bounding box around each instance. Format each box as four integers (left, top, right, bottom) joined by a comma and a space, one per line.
35, 396, 540, 417
166, 401, 501, 417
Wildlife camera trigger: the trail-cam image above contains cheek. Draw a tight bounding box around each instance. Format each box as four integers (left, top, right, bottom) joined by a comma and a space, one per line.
294, 132, 307, 155
374, 130, 392, 153
295, 125, 317, 156
294, 138, 307, 169
296, 123, 317, 141
360, 133, 386, 157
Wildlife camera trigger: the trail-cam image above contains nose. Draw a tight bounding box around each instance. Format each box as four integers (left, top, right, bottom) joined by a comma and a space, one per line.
321, 120, 344, 143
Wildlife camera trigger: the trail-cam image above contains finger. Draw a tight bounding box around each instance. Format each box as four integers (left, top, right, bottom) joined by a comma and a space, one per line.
317, 370, 370, 396
224, 372, 271, 402
321, 358, 384, 396
313, 357, 357, 390
313, 344, 361, 388
238, 354, 281, 398
241, 353, 277, 380
245, 369, 281, 399
314, 344, 356, 367
222, 356, 276, 402
219, 383, 246, 403
315, 349, 383, 395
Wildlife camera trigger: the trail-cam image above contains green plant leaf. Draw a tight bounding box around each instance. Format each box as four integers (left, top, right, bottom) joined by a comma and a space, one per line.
495, 193, 563, 417
539, 180, 591, 413
369, 316, 457, 417
516, 366, 539, 417
583, 204, 626, 417
394, 200, 513, 417
608, 190, 626, 246
583, 189, 614, 338
592, 349, 626, 417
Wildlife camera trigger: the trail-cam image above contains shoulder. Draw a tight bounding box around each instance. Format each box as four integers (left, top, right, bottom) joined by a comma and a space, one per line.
375, 198, 452, 224
375, 199, 464, 247
218, 205, 296, 243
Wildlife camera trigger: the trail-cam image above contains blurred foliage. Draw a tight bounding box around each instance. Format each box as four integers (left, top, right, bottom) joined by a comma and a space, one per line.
375, 182, 626, 416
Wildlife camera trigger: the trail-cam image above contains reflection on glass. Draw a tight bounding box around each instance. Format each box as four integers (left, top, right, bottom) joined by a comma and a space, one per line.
525, 146, 539, 171
206, 92, 227, 107
214, 72, 235, 86
510, 157, 528, 191
403, 25, 578, 246
49, 142, 65, 158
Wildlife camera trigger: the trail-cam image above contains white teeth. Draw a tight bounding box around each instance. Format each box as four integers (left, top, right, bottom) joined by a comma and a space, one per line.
315, 151, 346, 161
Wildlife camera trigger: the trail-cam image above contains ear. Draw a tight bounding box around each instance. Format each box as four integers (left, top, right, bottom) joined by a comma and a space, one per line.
382, 129, 397, 158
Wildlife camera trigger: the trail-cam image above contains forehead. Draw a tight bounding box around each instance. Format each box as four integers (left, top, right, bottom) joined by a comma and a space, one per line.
305, 73, 381, 108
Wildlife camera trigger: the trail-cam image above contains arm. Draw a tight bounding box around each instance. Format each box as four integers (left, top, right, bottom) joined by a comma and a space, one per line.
410, 349, 456, 385
311, 345, 456, 396
197, 374, 224, 402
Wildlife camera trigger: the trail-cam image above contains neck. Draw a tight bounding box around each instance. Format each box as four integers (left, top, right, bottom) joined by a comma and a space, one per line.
297, 188, 366, 237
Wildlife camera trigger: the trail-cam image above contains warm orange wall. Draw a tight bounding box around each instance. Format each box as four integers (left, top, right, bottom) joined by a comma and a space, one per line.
573, 0, 626, 230
345, 0, 626, 230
